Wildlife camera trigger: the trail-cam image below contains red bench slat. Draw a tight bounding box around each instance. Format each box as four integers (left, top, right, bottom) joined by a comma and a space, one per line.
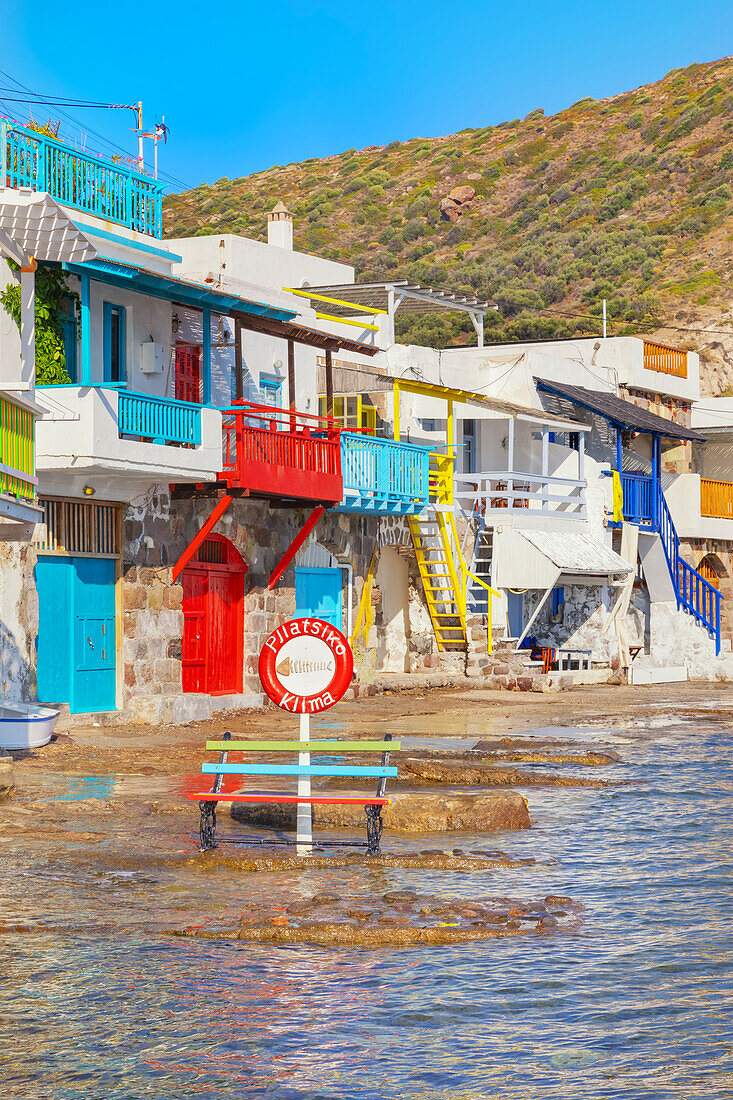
187, 793, 391, 805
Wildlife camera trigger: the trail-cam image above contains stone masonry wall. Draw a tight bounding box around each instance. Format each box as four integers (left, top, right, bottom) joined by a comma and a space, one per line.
121, 487, 379, 720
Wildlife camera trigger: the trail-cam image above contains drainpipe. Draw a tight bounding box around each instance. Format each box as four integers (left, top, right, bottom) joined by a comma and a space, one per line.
341, 563, 353, 638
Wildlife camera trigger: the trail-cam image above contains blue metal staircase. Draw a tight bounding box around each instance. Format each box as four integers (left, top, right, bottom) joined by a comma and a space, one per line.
621, 474, 722, 653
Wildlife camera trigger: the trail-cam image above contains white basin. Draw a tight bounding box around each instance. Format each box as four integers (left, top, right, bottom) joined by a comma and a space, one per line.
0, 704, 60, 749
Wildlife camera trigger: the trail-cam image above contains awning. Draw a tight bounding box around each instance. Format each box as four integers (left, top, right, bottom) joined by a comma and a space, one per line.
394, 377, 585, 429
536, 379, 704, 441
64, 257, 293, 322
493, 527, 632, 590
0, 190, 97, 266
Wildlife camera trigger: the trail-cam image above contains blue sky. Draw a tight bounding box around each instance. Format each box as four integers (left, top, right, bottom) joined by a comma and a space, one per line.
1, 0, 731, 194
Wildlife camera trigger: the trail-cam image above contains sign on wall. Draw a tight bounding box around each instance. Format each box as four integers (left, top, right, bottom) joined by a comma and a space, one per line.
258, 618, 353, 713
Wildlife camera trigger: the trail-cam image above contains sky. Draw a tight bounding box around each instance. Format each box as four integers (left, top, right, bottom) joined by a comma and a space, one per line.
1, 0, 732, 195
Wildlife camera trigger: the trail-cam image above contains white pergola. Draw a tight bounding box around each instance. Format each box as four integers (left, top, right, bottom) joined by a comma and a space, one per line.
286, 281, 493, 346
0, 190, 97, 384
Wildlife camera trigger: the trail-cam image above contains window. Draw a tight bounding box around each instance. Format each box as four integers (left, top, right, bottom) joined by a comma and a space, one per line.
318, 394, 376, 434
103, 303, 126, 384
260, 376, 283, 408
463, 419, 476, 474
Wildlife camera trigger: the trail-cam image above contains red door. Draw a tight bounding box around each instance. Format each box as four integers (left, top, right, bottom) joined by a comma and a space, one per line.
182, 572, 207, 693
181, 536, 246, 695
175, 343, 202, 404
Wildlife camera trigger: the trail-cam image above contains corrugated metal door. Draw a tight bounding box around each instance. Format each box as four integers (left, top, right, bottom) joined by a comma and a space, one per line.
295, 567, 343, 629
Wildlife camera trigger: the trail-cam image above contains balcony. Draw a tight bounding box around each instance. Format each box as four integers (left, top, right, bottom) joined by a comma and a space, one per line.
0, 393, 36, 501
36, 386, 222, 487
455, 470, 586, 521
220, 403, 342, 504
1, 121, 163, 238
620, 472, 653, 525
701, 478, 733, 519
339, 432, 430, 515
643, 340, 687, 379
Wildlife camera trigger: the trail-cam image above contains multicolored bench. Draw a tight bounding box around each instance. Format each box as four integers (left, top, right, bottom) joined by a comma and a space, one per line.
188, 732, 399, 854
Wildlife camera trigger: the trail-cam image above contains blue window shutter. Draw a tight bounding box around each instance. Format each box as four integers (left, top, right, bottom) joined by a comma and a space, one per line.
118, 305, 126, 383
103, 302, 112, 383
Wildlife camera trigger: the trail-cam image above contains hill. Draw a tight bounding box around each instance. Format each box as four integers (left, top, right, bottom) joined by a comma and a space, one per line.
163, 58, 733, 394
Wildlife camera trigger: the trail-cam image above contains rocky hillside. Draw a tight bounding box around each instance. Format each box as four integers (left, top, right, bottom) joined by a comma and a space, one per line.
164, 58, 733, 394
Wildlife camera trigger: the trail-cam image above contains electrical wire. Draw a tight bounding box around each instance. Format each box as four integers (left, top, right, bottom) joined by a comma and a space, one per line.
0, 66, 192, 192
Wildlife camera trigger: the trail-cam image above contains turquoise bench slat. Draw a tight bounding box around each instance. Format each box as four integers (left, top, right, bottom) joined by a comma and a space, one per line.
201, 763, 398, 779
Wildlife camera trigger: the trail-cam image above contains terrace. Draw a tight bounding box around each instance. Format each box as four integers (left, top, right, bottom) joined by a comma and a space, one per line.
1, 120, 164, 238
339, 433, 431, 515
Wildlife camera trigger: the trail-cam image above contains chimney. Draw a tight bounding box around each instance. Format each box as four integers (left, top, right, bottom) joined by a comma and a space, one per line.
267, 201, 294, 250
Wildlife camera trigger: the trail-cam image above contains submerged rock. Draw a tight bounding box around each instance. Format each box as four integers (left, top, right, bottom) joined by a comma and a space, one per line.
177, 891, 581, 948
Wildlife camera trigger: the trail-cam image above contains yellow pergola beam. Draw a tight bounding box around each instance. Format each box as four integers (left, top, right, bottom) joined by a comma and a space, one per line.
315, 310, 379, 332
284, 287, 388, 315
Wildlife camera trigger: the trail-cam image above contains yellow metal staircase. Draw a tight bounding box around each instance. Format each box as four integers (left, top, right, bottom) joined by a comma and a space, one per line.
408, 509, 466, 651
408, 452, 500, 653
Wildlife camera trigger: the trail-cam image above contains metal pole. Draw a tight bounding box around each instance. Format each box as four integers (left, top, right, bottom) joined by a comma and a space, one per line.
137, 102, 144, 171
297, 712, 312, 856
602, 299, 607, 339
541, 424, 549, 512
616, 426, 622, 474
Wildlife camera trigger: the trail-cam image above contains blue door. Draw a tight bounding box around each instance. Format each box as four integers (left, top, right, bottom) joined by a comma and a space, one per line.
507, 590, 524, 638
36, 556, 117, 714
295, 567, 343, 629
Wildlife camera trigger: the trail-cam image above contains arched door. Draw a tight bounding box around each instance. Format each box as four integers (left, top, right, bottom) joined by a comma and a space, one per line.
697, 554, 722, 627
182, 535, 246, 695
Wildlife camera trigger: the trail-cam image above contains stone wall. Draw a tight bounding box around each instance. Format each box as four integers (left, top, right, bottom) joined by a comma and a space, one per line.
121, 487, 379, 721
678, 535, 733, 643
619, 386, 693, 472
0, 542, 38, 703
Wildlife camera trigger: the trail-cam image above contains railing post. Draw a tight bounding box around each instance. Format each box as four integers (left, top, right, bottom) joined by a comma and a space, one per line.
0, 120, 6, 189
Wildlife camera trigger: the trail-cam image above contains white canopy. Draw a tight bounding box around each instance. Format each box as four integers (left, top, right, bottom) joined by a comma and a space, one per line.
0, 189, 97, 266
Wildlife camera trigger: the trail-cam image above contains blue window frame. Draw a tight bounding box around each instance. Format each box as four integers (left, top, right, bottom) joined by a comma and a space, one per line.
103, 302, 126, 384
260, 376, 283, 407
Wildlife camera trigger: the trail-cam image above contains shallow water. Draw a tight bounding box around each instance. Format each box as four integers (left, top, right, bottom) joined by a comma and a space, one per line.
2, 708, 733, 1098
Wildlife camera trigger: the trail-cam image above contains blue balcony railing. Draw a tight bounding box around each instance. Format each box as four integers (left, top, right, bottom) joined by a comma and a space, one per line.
339, 433, 430, 515
621, 472, 653, 525
118, 391, 201, 446
1, 121, 164, 237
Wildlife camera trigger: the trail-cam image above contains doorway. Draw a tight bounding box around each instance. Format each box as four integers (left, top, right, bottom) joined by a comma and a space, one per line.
175, 343, 202, 404
36, 556, 117, 713
506, 590, 524, 638
182, 535, 246, 695
294, 567, 343, 629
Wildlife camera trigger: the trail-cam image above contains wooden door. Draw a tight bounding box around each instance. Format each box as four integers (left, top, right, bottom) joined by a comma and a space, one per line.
295, 567, 343, 629
175, 344, 202, 404
206, 570, 245, 695
182, 537, 246, 696
182, 571, 207, 693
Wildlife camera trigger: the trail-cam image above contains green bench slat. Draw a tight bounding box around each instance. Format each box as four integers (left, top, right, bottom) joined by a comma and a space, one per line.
201, 763, 397, 779
205, 739, 400, 752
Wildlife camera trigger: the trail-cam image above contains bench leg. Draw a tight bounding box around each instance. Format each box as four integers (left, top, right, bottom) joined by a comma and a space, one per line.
199, 800, 218, 851
365, 804, 384, 855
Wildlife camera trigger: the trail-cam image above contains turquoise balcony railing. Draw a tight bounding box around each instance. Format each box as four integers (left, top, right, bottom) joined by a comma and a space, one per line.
119, 391, 201, 446
339, 432, 430, 515
1, 120, 164, 237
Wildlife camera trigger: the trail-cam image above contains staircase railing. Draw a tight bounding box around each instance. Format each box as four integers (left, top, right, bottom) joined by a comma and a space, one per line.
656, 483, 722, 653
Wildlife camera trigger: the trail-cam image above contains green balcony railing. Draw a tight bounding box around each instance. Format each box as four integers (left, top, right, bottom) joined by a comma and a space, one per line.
0, 394, 36, 500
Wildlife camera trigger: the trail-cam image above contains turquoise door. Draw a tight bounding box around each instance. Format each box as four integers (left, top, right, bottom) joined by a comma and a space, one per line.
295, 567, 343, 629
36, 556, 117, 714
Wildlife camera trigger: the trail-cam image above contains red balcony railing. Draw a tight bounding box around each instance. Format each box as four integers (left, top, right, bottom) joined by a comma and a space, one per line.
220, 403, 342, 503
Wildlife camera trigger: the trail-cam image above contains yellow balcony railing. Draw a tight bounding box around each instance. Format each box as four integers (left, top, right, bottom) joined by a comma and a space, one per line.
643, 340, 687, 378
429, 452, 454, 505
701, 478, 733, 519
0, 395, 36, 500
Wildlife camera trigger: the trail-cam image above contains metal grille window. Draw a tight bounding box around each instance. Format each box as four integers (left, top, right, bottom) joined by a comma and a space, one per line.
37, 497, 121, 556
197, 538, 224, 564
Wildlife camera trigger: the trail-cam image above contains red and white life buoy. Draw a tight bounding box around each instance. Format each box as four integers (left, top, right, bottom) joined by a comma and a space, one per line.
258, 618, 354, 713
